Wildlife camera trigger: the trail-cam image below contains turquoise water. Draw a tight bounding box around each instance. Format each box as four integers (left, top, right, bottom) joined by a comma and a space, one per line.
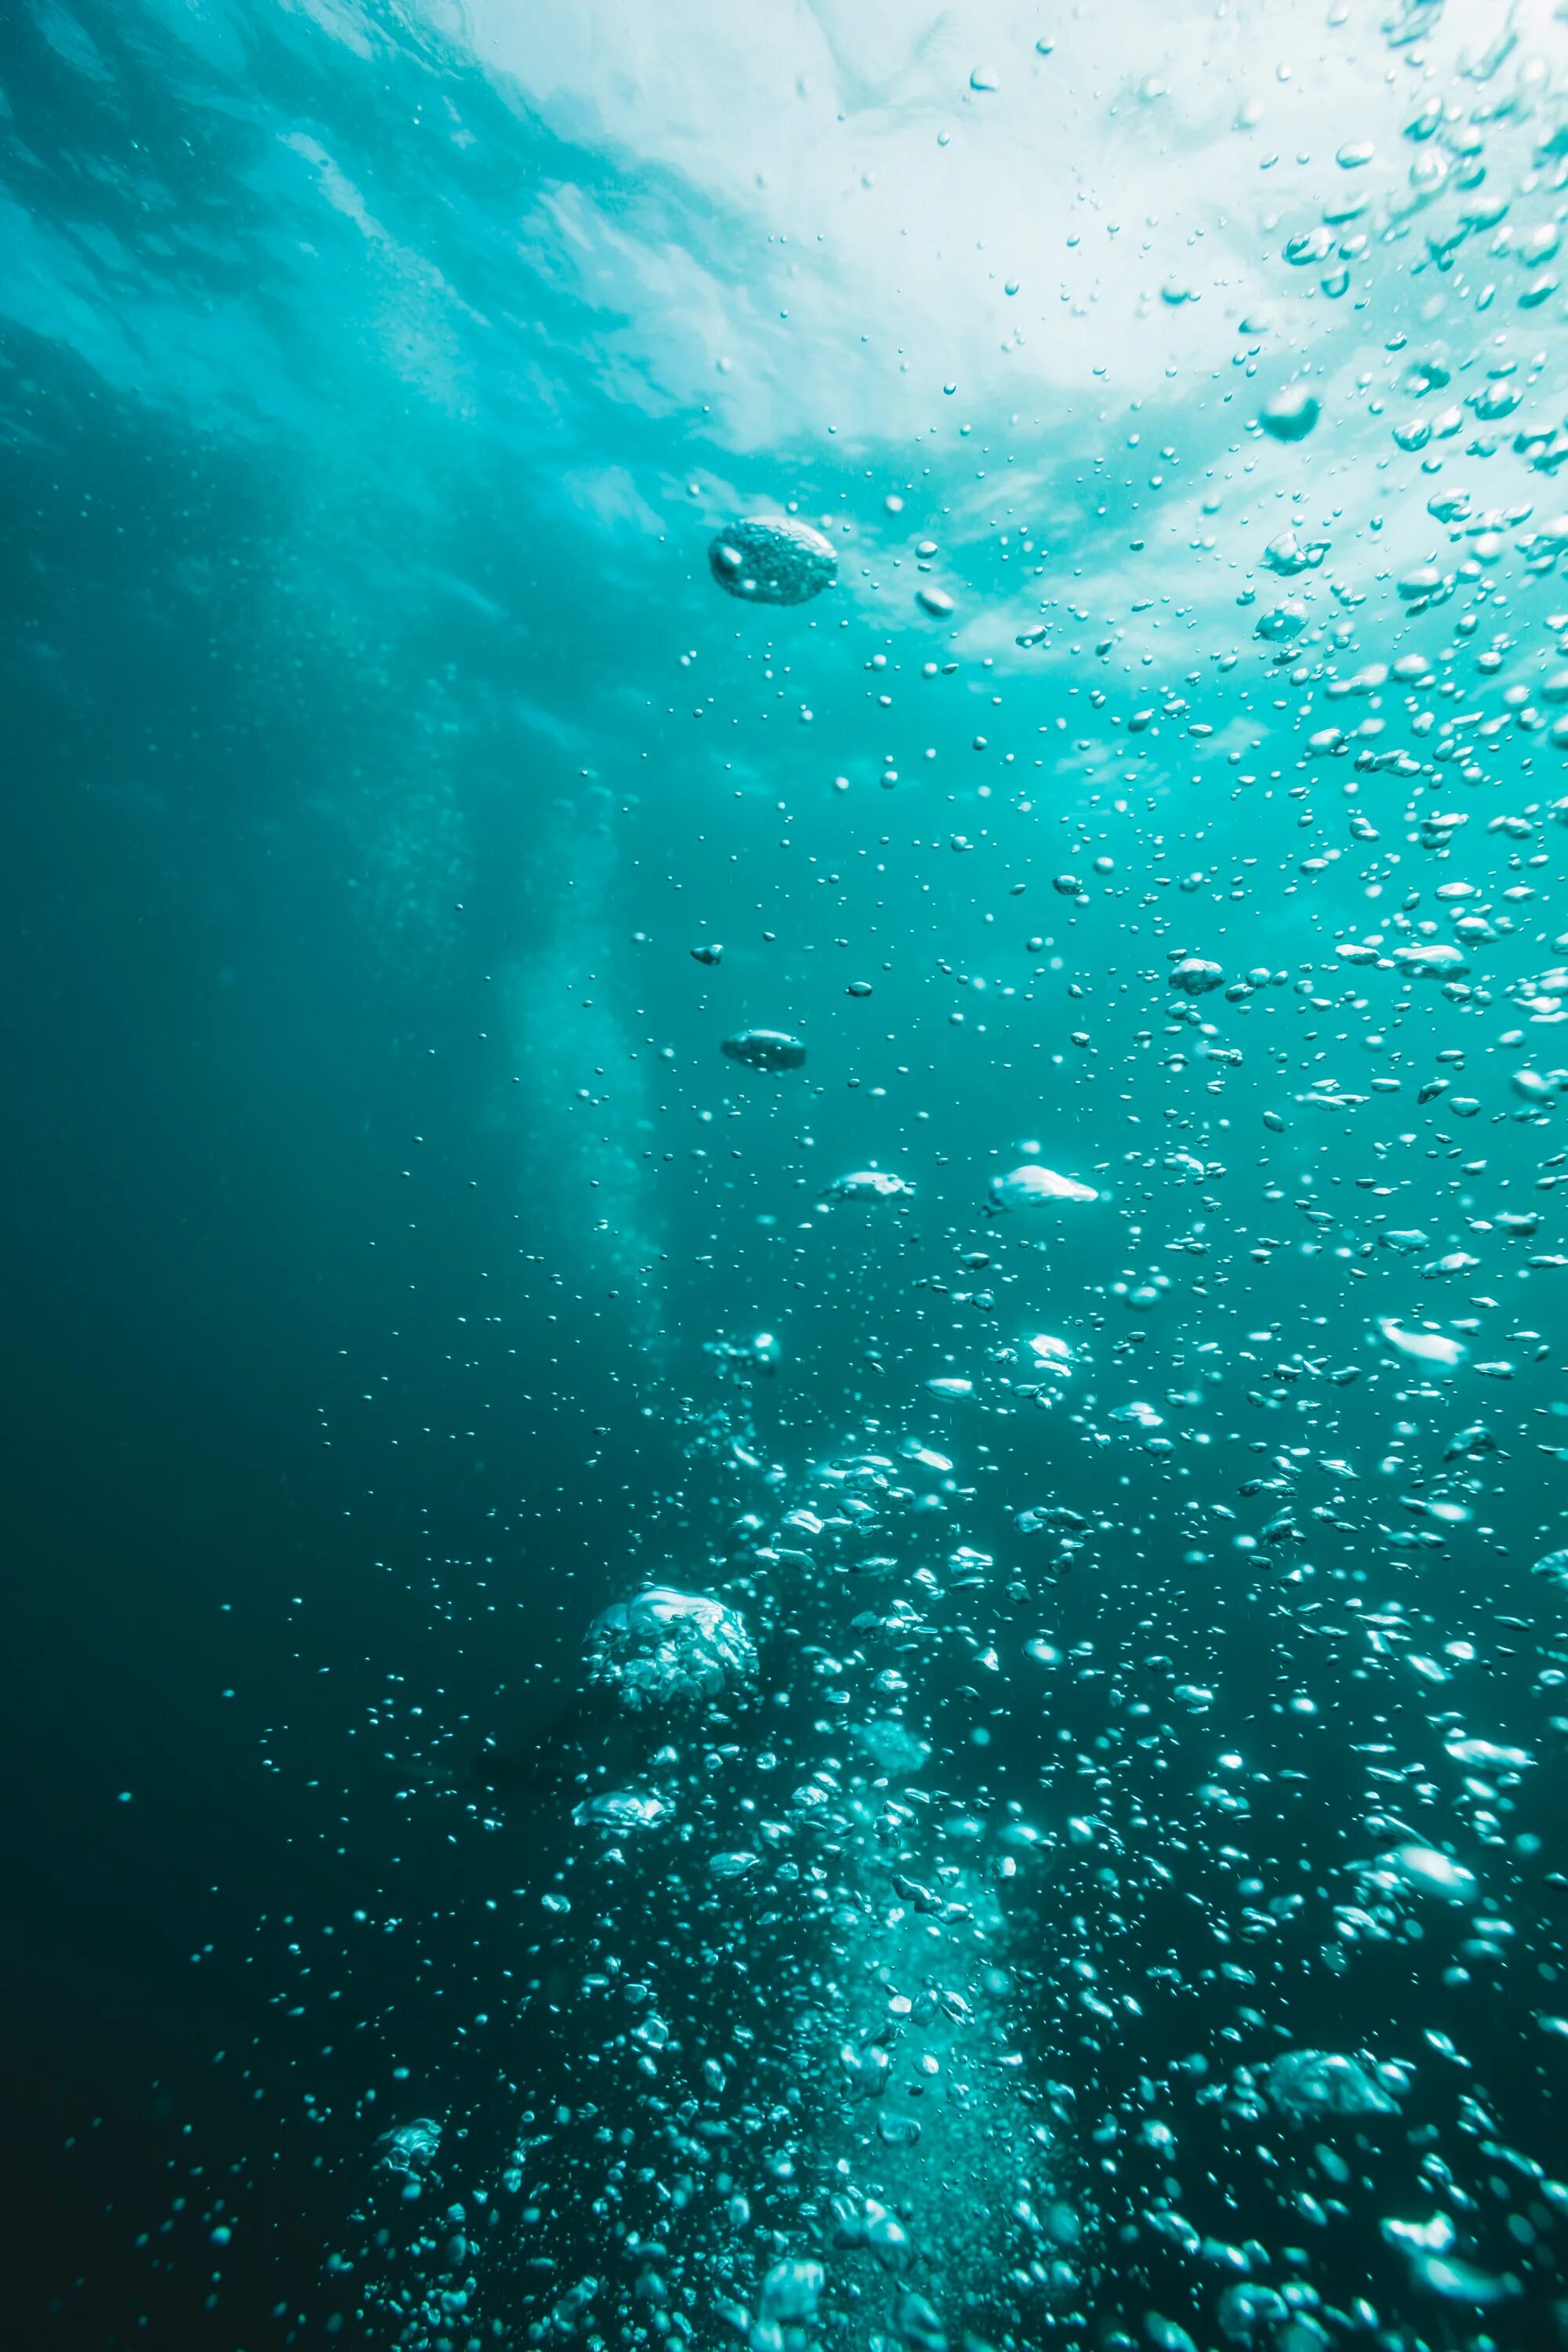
7, 2, 1568, 2347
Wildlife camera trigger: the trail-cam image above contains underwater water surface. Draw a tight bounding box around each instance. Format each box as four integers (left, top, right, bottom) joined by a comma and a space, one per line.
6, 2, 1568, 2348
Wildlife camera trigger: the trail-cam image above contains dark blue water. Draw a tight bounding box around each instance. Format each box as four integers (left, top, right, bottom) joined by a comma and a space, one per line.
7, 3, 1568, 2347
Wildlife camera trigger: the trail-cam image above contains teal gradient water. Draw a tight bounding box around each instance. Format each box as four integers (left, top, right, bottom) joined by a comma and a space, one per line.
9, 4, 1568, 2347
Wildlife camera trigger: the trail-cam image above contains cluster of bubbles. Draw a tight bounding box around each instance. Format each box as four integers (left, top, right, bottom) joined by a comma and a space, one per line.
584, 1587, 758, 1711
343, 1319, 1568, 2352
318, 9, 1568, 2352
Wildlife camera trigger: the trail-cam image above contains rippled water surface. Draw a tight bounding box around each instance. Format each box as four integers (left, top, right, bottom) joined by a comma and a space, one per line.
8, 3, 1568, 2348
